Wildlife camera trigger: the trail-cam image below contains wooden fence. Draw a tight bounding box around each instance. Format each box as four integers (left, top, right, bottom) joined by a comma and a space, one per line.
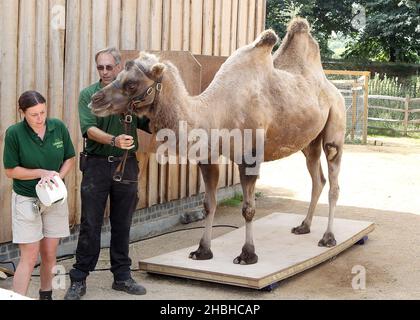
368, 95, 420, 135
0, 0, 266, 244
324, 70, 370, 144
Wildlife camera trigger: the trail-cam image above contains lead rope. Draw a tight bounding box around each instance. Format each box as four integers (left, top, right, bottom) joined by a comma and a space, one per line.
113, 109, 137, 184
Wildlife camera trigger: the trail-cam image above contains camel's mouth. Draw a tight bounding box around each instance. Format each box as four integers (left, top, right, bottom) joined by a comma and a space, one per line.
90, 102, 113, 117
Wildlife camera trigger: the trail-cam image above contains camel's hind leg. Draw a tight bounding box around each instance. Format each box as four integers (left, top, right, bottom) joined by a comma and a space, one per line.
189, 163, 219, 260
292, 134, 326, 235
233, 164, 259, 265
318, 105, 345, 247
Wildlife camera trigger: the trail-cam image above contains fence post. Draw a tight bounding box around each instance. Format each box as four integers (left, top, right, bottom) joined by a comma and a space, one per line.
404, 95, 410, 136
363, 73, 370, 144
351, 81, 357, 141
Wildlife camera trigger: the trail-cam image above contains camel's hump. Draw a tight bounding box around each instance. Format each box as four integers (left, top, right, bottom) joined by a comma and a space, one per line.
287, 17, 310, 35
254, 29, 278, 48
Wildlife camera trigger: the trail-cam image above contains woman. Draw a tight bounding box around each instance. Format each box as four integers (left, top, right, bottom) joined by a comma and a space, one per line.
3, 91, 75, 300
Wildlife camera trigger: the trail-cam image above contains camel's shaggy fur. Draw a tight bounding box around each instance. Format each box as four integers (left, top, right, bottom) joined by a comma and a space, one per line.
91, 17, 346, 265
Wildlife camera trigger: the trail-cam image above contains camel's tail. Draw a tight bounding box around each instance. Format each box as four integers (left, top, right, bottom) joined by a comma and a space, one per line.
287, 17, 310, 35
254, 29, 278, 49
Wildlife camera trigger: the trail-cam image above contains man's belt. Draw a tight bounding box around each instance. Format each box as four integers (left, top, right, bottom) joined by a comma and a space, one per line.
87, 154, 137, 163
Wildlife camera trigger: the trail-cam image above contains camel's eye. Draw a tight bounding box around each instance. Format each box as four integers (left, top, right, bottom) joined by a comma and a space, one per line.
125, 81, 137, 91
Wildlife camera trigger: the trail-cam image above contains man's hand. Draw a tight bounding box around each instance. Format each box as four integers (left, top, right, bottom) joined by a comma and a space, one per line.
115, 134, 135, 150
87, 127, 136, 150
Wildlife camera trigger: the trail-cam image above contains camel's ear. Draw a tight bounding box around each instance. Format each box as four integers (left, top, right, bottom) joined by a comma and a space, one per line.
150, 63, 166, 79
125, 60, 135, 71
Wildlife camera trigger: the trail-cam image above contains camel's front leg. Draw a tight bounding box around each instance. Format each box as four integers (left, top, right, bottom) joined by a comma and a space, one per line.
233, 164, 259, 265
189, 164, 219, 260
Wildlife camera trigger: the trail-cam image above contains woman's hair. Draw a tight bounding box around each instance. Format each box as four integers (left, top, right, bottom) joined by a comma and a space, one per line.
18, 91, 46, 112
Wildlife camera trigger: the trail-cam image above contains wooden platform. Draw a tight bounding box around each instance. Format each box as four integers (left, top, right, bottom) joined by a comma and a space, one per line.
139, 213, 374, 289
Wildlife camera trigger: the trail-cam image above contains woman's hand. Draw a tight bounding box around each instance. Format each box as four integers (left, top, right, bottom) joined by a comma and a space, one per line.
38, 170, 60, 190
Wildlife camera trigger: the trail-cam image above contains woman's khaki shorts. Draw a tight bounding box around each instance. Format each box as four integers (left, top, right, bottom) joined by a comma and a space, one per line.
12, 191, 70, 244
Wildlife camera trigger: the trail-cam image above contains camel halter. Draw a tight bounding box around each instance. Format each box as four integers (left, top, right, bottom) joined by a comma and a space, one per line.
111, 64, 163, 184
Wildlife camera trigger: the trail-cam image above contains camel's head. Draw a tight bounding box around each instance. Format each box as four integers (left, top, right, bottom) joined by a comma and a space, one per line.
90, 52, 166, 117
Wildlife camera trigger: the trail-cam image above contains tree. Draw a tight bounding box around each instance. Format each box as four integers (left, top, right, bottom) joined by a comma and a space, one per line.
265, 0, 420, 63
266, 0, 355, 58
344, 0, 420, 63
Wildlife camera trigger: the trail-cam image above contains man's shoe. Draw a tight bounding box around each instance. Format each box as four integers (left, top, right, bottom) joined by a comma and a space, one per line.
112, 278, 146, 295
64, 280, 86, 300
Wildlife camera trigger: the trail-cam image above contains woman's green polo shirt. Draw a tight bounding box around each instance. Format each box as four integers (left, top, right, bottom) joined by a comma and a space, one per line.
3, 118, 76, 197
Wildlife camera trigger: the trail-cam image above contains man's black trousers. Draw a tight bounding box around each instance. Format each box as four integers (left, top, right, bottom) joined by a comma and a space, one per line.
69, 156, 139, 282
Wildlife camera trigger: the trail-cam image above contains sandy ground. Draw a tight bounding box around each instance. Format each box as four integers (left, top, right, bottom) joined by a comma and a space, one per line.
1, 137, 419, 300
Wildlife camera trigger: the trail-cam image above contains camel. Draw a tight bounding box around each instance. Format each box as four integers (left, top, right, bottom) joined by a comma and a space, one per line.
90, 17, 346, 265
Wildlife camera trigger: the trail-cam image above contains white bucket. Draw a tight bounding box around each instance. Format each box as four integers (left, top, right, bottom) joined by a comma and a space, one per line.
35, 175, 68, 207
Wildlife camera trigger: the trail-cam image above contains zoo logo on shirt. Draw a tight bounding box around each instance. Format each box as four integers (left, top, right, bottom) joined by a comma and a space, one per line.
53, 139, 64, 149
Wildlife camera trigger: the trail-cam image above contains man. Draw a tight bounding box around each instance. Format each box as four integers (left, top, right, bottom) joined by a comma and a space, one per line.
65, 47, 150, 300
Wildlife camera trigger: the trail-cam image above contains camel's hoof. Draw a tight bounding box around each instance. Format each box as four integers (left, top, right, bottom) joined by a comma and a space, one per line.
233, 253, 258, 265
291, 222, 310, 235
189, 248, 213, 260
233, 244, 258, 265
233, 247, 258, 265
318, 232, 336, 247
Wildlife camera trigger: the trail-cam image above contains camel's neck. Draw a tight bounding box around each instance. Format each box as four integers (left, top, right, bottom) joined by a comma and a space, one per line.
144, 60, 255, 135
144, 63, 205, 134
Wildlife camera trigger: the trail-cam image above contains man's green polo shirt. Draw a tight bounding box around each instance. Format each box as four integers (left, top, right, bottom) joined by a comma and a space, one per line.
79, 81, 151, 157
3, 118, 76, 197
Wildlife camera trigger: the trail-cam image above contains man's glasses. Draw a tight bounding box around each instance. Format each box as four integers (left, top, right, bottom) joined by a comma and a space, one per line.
97, 64, 115, 71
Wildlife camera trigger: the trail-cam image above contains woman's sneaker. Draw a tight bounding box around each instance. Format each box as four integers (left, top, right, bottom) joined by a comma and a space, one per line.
39, 290, 53, 300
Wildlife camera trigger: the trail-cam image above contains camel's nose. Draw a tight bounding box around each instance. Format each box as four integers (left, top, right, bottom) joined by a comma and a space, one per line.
92, 91, 105, 103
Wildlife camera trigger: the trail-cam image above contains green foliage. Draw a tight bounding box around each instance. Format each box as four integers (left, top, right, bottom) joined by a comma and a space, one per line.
342, 0, 420, 63
367, 73, 420, 137
266, 0, 355, 58
369, 73, 420, 98
218, 192, 264, 207
266, 0, 420, 62
323, 59, 419, 79
219, 193, 243, 207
